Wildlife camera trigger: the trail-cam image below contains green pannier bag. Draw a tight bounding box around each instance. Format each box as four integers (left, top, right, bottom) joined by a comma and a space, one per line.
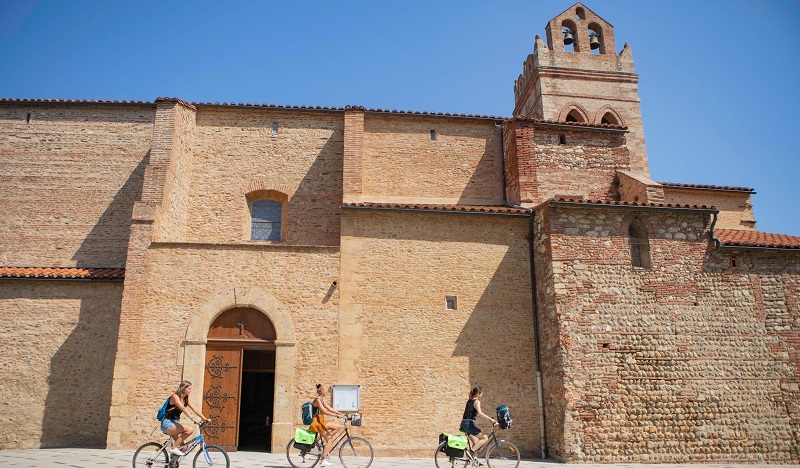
446, 433, 468, 450
294, 427, 315, 445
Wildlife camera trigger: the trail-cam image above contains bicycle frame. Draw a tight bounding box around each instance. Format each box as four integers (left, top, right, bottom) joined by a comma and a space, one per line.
314, 418, 353, 453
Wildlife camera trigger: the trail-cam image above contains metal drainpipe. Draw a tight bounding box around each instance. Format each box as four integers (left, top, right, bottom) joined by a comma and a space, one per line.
527, 208, 547, 459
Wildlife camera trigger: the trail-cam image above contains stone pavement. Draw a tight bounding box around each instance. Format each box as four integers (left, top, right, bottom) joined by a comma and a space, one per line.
0, 449, 796, 468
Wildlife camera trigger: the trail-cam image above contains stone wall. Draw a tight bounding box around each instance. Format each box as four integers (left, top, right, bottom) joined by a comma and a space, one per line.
362, 114, 504, 205
536, 203, 799, 462
0, 280, 122, 449
174, 107, 344, 246
340, 209, 540, 456
508, 122, 629, 206
662, 188, 756, 230
0, 103, 153, 268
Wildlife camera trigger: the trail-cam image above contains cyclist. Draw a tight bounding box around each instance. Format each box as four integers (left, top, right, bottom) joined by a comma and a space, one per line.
308, 383, 344, 467
460, 386, 495, 454
161, 381, 209, 457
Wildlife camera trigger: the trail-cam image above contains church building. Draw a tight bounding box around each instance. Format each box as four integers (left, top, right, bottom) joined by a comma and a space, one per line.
1, 3, 798, 462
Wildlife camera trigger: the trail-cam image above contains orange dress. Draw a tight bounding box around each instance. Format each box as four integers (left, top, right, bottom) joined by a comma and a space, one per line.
308, 413, 327, 433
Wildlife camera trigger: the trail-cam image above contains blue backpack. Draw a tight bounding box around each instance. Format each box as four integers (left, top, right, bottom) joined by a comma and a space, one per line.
301, 401, 315, 425
156, 398, 170, 422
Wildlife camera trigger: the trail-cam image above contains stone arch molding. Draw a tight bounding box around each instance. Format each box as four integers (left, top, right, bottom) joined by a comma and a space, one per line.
594, 105, 625, 126
182, 286, 297, 448
558, 102, 590, 123
185, 286, 295, 343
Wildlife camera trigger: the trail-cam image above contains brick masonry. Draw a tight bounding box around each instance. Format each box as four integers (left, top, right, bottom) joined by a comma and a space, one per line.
0, 2, 797, 462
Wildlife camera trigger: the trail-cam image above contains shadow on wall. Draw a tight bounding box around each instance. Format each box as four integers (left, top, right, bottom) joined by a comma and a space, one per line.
452, 240, 541, 457
457, 128, 504, 205
287, 134, 343, 246
72, 151, 149, 268
0, 282, 123, 448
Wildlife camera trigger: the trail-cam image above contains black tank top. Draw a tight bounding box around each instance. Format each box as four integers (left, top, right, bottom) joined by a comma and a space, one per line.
463, 399, 478, 420
165, 395, 187, 420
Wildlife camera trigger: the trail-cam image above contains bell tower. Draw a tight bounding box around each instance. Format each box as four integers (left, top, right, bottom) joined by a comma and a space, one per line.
513, 3, 649, 175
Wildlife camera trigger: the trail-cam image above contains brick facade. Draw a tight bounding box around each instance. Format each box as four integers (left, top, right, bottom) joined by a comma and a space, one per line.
0, 2, 797, 462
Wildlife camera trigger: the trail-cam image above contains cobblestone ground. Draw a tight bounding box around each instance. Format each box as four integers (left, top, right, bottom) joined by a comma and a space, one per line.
0, 449, 796, 468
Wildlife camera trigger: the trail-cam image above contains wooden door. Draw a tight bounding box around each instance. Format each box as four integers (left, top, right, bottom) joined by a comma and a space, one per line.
202, 346, 242, 451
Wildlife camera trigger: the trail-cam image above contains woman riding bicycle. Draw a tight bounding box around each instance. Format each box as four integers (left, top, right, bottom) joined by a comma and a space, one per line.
308, 383, 344, 467
161, 381, 209, 457
460, 386, 495, 454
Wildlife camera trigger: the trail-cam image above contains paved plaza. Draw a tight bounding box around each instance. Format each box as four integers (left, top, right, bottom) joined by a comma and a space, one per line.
0, 448, 796, 468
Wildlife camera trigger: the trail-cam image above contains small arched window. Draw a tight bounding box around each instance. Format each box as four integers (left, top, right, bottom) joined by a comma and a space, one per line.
251, 199, 283, 241
565, 109, 585, 123
601, 112, 620, 126
628, 220, 651, 269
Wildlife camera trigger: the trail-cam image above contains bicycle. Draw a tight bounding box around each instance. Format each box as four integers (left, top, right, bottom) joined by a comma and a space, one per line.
132, 420, 230, 468
286, 413, 373, 468
435, 422, 520, 468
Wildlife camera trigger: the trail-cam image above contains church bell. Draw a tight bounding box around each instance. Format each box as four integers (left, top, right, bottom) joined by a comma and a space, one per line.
563, 30, 574, 45
589, 34, 600, 50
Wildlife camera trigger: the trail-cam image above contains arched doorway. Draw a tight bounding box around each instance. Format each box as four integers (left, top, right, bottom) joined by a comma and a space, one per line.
202, 307, 276, 452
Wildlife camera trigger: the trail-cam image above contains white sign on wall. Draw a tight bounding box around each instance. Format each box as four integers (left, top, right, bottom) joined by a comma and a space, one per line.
332, 385, 361, 412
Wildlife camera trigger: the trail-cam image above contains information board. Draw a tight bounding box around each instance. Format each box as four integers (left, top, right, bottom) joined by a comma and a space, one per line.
332, 385, 361, 412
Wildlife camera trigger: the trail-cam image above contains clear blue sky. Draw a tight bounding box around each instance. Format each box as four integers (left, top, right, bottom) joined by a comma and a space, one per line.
2, 1, 799, 235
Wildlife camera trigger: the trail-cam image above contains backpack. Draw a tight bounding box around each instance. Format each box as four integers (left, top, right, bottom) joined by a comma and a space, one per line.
496, 404, 513, 429
301, 399, 318, 425
156, 397, 170, 422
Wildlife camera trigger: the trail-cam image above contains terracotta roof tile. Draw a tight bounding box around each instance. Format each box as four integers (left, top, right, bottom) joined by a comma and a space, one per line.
660, 182, 755, 193
1, 97, 506, 121
0, 97, 153, 105
0, 267, 125, 280
715, 229, 800, 250
342, 202, 529, 215
551, 198, 715, 210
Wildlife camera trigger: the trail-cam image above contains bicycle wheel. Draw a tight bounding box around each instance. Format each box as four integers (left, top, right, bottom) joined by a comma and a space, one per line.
338, 436, 373, 468
485, 440, 520, 468
132, 442, 169, 468
434, 440, 472, 468
193, 444, 229, 468
286, 438, 322, 468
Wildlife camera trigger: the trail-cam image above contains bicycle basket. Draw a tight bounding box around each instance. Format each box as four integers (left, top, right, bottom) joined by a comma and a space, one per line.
350, 413, 362, 426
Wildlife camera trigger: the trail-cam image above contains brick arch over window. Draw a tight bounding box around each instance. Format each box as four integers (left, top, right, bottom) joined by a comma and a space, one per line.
594, 106, 625, 127
182, 287, 296, 447
245, 186, 289, 241
558, 103, 589, 123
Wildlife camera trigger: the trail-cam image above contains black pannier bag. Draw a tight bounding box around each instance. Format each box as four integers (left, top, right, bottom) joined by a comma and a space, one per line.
293, 441, 313, 452
439, 432, 466, 458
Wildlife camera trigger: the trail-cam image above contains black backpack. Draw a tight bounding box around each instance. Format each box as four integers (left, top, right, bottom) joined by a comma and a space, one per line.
496, 404, 513, 429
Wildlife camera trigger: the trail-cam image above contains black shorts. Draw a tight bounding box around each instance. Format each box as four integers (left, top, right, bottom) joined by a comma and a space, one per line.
460, 419, 481, 436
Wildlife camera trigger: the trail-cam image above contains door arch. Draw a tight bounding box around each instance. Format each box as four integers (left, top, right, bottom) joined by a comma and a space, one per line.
183, 287, 296, 453
202, 307, 276, 451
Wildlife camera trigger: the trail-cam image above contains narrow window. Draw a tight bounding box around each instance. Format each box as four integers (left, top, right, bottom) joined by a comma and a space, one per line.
445, 296, 457, 310
430, 130, 436, 141
559, 134, 567, 145
272, 122, 279, 135
730, 257, 737, 268
251, 199, 282, 241
26, 113, 31, 123
629, 220, 651, 269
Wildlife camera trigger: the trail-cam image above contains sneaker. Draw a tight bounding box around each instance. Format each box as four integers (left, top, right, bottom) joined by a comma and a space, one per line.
169, 448, 184, 456
320, 459, 333, 466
